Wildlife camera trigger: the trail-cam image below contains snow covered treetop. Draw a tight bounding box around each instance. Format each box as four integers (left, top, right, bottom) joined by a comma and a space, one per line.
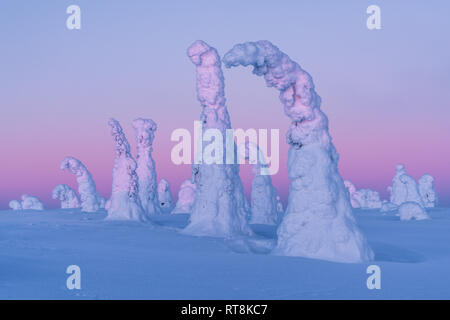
60, 156, 88, 177
187, 40, 230, 131
132, 118, 157, 151
223, 41, 327, 148
108, 118, 132, 159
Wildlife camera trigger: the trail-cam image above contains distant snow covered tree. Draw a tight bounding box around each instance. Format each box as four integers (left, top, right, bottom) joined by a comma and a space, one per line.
418, 174, 438, 208
245, 143, 279, 225
21, 194, 44, 211
398, 202, 430, 221
182, 40, 252, 237
106, 118, 147, 221
9, 200, 22, 210
60, 156, 102, 212
390, 164, 408, 206
132, 118, 160, 215
172, 179, 196, 214
52, 184, 80, 209
157, 179, 174, 213
399, 174, 424, 206
224, 41, 373, 263
276, 196, 284, 217
344, 180, 381, 209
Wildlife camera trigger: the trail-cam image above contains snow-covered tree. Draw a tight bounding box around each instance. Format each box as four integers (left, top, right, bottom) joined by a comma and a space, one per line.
52, 184, 80, 209
106, 118, 146, 221
172, 179, 196, 214
60, 156, 102, 212
344, 180, 381, 209
224, 41, 373, 263
132, 118, 160, 215
418, 174, 438, 208
21, 194, 44, 210
157, 178, 174, 214
390, 164, 408, 205
398, 202, 430, 221
245, 143, 279, 225
399, 174, 424, 206
9, 200, 22, 210
182, 40, 252, 237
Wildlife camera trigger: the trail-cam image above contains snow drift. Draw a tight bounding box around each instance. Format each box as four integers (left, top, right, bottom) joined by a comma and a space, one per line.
223, 40, 373, 263
132, 118, 160, 215
106, 118, 147, 221
182, 40, 252, 238
60, 156, 102, 212
52, 184, 80, 209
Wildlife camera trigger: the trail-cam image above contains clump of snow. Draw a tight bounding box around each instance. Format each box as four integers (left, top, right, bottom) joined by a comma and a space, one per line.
52, 184, 80, 209
344, 180, 360, 208
182, 40, 252, 238
21, 194, 44, 211
172, 179, 196, 214
418, 174, 438, 208
398, 202, 430, 221
224, 41, 373, 263
106, 118, 147, 221
132, 118, 160, 216
9, 200, 22, 210
157, 179, 174, 214
60, 156, 102, 213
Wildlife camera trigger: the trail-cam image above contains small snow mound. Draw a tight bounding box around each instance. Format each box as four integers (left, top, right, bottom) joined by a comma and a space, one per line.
21, 194, 44, 211
380, 201, 398, 213
398, 202, 430, 221
9, 200, 22, 210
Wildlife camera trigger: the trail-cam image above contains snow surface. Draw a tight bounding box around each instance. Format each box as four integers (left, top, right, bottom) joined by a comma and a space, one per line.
1, 206, 450, 299
223, 41, 373, 263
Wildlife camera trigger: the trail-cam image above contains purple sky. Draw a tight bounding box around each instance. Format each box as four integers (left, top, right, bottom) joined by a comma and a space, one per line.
1, 0, 449, 209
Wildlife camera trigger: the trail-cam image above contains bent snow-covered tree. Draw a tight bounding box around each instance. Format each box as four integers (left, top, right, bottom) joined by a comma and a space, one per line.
60, 156, 102, 212
52, 184, 80, 209
182, 40, 252, 237
223, 41, 373, 263
107, 118, 147, 221
132, 118, 160, 215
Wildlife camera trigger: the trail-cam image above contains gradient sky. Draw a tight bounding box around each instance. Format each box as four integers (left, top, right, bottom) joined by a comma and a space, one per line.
1, 0, 449, 209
